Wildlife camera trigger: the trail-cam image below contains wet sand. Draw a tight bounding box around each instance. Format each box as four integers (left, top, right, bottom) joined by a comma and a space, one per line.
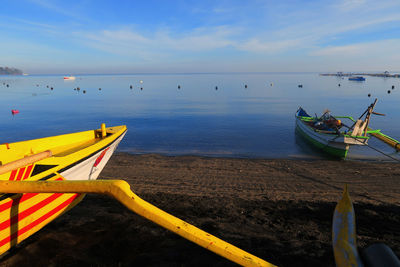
1, 153, 400, 266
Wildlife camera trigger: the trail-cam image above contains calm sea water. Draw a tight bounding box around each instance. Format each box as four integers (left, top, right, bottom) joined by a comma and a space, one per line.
1, 73, 399, 160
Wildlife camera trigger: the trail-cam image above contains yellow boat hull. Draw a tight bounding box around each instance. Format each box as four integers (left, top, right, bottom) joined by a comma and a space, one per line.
0, 125, 126, 254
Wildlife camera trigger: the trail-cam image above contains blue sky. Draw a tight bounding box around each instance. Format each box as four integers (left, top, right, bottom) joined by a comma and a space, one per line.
1, 0, 400, 74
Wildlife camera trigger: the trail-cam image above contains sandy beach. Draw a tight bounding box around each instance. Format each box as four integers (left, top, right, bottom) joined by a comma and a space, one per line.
1, 153, 400, 266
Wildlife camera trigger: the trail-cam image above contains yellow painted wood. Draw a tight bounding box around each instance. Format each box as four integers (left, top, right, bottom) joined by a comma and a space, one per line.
0, 180, 275, 267
368, 129, 400, 151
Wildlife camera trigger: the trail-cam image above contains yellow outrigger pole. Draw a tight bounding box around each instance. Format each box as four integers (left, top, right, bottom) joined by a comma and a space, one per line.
0, 180, 275, 267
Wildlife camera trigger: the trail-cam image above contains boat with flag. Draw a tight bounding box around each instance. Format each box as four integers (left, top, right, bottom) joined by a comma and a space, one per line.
0, 124, 126, 254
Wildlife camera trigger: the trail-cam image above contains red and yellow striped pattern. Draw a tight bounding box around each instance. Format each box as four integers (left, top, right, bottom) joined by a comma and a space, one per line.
0, 174, 84, 254
8, 164, 34, 181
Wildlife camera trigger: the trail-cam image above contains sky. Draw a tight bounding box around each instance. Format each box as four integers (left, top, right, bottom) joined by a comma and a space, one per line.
1, 0, 400, 74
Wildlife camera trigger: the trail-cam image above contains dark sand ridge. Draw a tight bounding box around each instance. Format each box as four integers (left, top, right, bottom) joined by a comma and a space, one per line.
1, 153, 400, 266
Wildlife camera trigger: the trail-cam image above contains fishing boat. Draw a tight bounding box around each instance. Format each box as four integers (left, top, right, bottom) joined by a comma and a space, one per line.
63, 76, 76, 80
0, 125, 273, 266
295, 101, 380, 159
348, 76, 365, 81
0, 124, 126, 254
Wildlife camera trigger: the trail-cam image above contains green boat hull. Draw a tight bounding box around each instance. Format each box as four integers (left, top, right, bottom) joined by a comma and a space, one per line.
295, 125, 348, 159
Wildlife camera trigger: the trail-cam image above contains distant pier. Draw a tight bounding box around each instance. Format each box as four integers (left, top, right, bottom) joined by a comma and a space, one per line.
320, 71, 400, 78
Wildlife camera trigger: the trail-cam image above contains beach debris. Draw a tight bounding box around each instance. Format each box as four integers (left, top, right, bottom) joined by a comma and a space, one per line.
11, 109, 19, 115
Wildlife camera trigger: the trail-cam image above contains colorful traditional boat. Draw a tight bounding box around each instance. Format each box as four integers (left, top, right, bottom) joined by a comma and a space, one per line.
0, 124, 126, 254
0, 125, 273, 266
63, 76, 76, 80
348, 76, 365, 81
295, 101, 379, 159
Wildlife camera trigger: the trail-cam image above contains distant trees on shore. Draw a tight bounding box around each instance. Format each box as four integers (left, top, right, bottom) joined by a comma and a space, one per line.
0, 67, 23, 75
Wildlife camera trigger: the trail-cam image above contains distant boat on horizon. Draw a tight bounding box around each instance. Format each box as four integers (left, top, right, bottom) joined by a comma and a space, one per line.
348, 76, 365, 81
64, 76, 76, 80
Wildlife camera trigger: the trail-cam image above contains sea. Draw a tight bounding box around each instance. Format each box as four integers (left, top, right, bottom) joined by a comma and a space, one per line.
1, 73, 399, 161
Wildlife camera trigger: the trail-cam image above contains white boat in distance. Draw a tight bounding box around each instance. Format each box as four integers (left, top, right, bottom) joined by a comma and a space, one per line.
63, 76, 76, 80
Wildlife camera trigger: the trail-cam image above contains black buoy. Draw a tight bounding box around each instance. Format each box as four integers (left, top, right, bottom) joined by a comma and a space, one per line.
298, 84, 303, 88
387, 90, 391, 94
50, 87, 53, 90
368, 93, 371, 97
178, 85, 181, 89
245, 84, 248, 88
36, 84, 39, 87
392, 85, 395, 89
83, 90, 86, 94
140, 87, 143, 90
338, 84, 341, 87
74, 88, 76, 91
130, 85, 133, 89
99, 88, 101, 91
215, 86, 218, 90
46, 85, 49, 88
6, 84, 9, 87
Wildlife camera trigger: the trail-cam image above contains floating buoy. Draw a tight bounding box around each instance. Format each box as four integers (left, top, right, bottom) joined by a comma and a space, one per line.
368, 93, 371, 97
245, 84, 248, 88
270, 83, 273, 86
99, 88, 101, 91
215, 86, 218, 90
46, 85, 49, 88
392, 85, 395, 89
36, 84, 39, 87
140, 87, 143, 90
11, 109, 19, 115
298, 84, 303, 88
178, 85, 181, 89
130, 85, 133, 89
6, 84, 9, 87
338, 84, 341, 87
83, 90, 86, 94
387, 90, 391, 94
50, 87, 53, 90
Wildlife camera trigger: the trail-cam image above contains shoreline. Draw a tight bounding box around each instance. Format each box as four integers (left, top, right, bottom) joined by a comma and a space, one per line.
1, 153, 399, 266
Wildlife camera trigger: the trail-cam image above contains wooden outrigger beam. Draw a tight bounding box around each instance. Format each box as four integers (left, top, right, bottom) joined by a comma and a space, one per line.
367, 128, 400, 151
0, 180, 275, 267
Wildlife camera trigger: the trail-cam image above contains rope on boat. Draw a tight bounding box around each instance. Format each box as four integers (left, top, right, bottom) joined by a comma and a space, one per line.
346, 135, 400, 163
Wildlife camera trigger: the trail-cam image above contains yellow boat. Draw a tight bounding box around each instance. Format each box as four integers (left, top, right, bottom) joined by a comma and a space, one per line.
0, 124, 126, 254
0, 124, 274, 266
